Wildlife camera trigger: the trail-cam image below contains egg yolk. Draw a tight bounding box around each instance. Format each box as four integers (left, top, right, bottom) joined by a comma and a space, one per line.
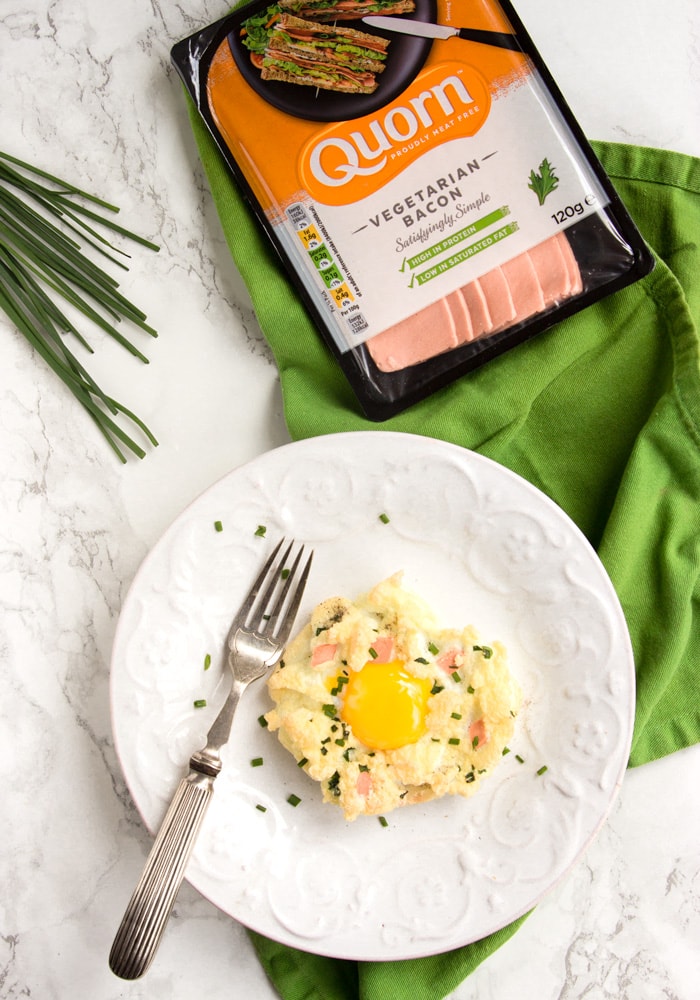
340, 660, 432, 751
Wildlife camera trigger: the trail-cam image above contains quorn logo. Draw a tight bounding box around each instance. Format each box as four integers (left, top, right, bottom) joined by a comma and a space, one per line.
300, 62, 491, 206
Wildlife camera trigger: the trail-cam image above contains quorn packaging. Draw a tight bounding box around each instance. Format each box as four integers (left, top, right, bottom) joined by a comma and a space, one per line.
172, 0, 654, 420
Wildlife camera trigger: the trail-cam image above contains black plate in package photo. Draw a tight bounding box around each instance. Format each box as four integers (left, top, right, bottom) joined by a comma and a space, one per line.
227, 0, 437, 122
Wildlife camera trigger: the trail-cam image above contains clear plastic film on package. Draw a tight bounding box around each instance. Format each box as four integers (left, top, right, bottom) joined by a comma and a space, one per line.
173, 0, 654, 419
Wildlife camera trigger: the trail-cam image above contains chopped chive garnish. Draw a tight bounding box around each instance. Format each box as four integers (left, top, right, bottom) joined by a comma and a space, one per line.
256, 804, 267, 813
451, 712, 462, 720
467, 685, 475, 694
315, 625, 329, 636
448, 737, 461, 746
297, 757, 308, 768
414, 656, 429, 665
537, 765, 548, 776
431, 737, 440, 742
250, 757, 263, 767
472, 736, 479, 749
287, 794, 301, 807
473, 645, 493, 659
502, 746, 511, 755
254, 524, 267, 537
430, 682, 443, 695
281, 567, 290, 579
358, 763, 369, 772
214, 520, 223, 532
368, 646, 378, 659
193, 699, 206, 708
335, 739, 346, 747
378, 816, 389, 827
378, 513, 390, 524
257, 714, 268, 728
322, 704, 337, 718
465, 771, 475, 783
451, 671, 462, 683
203, 653, 211, 670
428, 641, 439, 655
516, 754, 525, 763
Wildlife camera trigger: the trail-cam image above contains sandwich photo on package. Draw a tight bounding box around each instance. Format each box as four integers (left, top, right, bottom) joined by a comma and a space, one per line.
172, 0, 654, 419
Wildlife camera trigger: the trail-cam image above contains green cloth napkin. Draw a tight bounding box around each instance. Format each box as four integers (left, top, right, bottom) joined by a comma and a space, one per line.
188, 91, 700, 998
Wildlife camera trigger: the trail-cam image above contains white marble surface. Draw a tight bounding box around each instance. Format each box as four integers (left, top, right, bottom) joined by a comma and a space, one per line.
1, 1, 698, 998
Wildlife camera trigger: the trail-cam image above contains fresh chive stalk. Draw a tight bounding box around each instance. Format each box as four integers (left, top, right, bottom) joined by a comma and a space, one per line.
0, 150, 159, 462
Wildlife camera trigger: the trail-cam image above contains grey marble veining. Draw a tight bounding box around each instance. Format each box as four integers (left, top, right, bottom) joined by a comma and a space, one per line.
1, 1, 699, 998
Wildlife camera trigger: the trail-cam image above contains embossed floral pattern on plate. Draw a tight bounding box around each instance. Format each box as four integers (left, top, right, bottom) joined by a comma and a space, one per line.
110, 432, 635, 961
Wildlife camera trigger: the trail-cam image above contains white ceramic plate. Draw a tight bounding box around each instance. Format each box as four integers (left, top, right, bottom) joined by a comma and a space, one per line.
110, 431, 635, 960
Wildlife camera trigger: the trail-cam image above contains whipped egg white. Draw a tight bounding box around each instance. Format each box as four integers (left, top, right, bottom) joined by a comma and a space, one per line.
265, 572, 522, 821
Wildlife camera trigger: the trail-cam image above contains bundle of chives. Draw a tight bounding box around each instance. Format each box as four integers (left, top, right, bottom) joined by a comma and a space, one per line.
0, 150, 160, 462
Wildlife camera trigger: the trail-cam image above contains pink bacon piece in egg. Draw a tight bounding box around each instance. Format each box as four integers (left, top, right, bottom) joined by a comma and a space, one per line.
311, 642, 337, 667
370, 635, 394, 662
437, 647, 463, 673
469, 718, 488, 749
356, 770, 372, 797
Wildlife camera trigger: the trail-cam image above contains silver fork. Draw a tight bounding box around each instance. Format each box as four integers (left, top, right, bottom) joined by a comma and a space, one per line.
109, 538, 313, 980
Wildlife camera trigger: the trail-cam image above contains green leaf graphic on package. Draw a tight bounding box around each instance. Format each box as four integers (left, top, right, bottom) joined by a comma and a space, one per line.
528, 158, 559, 205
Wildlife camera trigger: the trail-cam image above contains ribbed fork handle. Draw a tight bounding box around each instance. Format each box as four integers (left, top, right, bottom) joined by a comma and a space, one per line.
109, 771, 213, 980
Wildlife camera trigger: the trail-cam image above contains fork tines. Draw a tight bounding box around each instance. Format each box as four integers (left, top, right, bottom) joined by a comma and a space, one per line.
238, 539, 313, 643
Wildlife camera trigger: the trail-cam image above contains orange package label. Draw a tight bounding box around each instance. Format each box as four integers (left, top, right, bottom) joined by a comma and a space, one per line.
198, 0, 611, 353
